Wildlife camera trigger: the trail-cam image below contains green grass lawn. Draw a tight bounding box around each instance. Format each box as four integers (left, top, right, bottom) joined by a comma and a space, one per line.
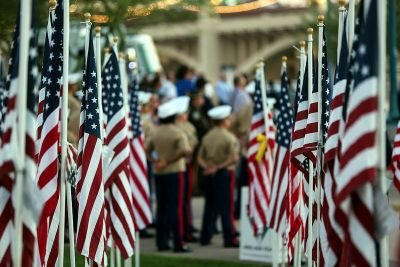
64, 247, 270, 267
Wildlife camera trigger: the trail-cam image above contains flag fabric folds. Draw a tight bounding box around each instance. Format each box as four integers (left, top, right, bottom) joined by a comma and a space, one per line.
322, 12, 349, 267
128, 75, 153, 231
36, 1, 64, 265
391, 121, 400, 192
76, 23, 107, 265
336, 0, 379, 265
267, 61, 293, 241
247, 67, 275, 236
102, 48, 136, 258
0, 1, 42, 266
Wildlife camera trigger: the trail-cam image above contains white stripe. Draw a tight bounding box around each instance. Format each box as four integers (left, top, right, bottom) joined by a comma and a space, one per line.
37, 109, 59, 152
45, 198, 60, 264
348, 186, 376, 266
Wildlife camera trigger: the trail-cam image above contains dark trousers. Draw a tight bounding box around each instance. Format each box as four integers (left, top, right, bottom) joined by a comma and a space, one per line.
183, 163, 194, 239
155, 172, 185, 250
234, 156, 249, 219
201, 169, 234, 245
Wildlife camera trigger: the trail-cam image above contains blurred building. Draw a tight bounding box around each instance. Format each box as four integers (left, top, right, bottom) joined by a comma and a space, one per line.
135, 0, 321, 81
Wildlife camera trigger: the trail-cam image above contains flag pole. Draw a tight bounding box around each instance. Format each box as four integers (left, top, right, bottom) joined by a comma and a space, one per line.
135, 231, 140, 267
378, 0, 389, 266
280, 56, 288, 267
110, 245, 115, 267
347, 0, 355, 51
259, 61, 269, 129
293, 40, 306, 267
337, 0, 346, 64
95, 26, 103, 142
259, 60, 279, 267
116, 249, 121, 267
315, 15, 324, 267
306, 27, 314, 267
59, 0, 70, 265
14, 0, 32, 266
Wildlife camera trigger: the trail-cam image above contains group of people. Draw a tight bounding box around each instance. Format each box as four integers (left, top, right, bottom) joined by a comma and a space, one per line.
67, 64, 258, 253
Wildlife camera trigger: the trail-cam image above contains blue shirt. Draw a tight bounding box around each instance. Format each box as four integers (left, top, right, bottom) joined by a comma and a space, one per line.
176, 79, 194, 96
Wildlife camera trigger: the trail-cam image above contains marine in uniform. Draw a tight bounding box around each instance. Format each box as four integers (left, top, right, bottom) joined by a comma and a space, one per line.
197, 105, 239, 248
145, 100, 192, 253
172, 96, 199, 242
138, 91, 155, 139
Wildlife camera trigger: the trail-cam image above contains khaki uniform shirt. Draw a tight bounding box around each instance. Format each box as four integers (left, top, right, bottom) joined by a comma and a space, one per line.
141, 113, 154, 140
146, 124, 191, 174
67, 95, 81, 147
198, 127, 239, 166
176, 121, 198, 150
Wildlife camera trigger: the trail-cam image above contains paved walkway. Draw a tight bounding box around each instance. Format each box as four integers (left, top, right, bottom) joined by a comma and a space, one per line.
140, 193, 400, 266
140, 197, 243, 262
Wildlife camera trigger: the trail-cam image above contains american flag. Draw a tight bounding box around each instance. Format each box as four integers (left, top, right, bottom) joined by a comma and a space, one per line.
288, 68, 306, 258
75, 24, 107, 265
36, 1, 63, 265
391, 121, 400, 191
36, 8, 53, 146
247, 67, 275, 236
291, 62, 309, 174
267, 61, 293, 240
128, 75, 152, 230
0, 8, 22, 266
316, 27, 333, 267
336, 0, 379, 265
0, 1, 42, 265
102, 48, 136, 258
303, 62, 318, 164
321, 13, 349, 267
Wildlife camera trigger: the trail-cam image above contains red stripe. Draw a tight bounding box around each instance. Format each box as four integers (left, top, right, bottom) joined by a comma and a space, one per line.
330, 93, 344, 109
76, 137, 103, 257
344, 97, 377, 132
106, 119, 126, 146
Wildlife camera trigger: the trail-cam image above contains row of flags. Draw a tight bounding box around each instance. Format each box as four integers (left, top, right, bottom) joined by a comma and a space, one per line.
0, 0, 152, 266
247, 0, 397, 266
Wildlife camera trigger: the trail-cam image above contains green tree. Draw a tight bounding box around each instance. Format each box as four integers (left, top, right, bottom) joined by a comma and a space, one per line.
0, 0, 210, 52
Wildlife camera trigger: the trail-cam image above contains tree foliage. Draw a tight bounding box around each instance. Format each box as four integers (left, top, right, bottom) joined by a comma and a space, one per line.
0, 0, 209, 52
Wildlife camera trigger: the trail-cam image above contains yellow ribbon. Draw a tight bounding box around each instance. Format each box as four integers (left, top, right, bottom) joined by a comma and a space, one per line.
255, 133, 268, 162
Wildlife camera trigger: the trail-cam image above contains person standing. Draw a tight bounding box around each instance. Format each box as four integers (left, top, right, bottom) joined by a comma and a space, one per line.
230, 75, 253, 219
175, 65, 195, 96
215, 72, 233, 105
198, 105, 239, 248
172, 96, 199, 242
145, 100, 192, 253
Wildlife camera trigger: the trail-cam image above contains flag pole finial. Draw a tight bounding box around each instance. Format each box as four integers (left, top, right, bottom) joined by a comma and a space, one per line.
49, 0, 57, 9
84, 12, 91, 22
113, 36, 119, 44
318, 15, 324, 24
338, 0, 347, 7
307, 28, 313, 35
299, 40, 306, 48
119, 52, 125, 59
104, 47, 110, 54
282, 56, 287, 62
95, 26, 101, 34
